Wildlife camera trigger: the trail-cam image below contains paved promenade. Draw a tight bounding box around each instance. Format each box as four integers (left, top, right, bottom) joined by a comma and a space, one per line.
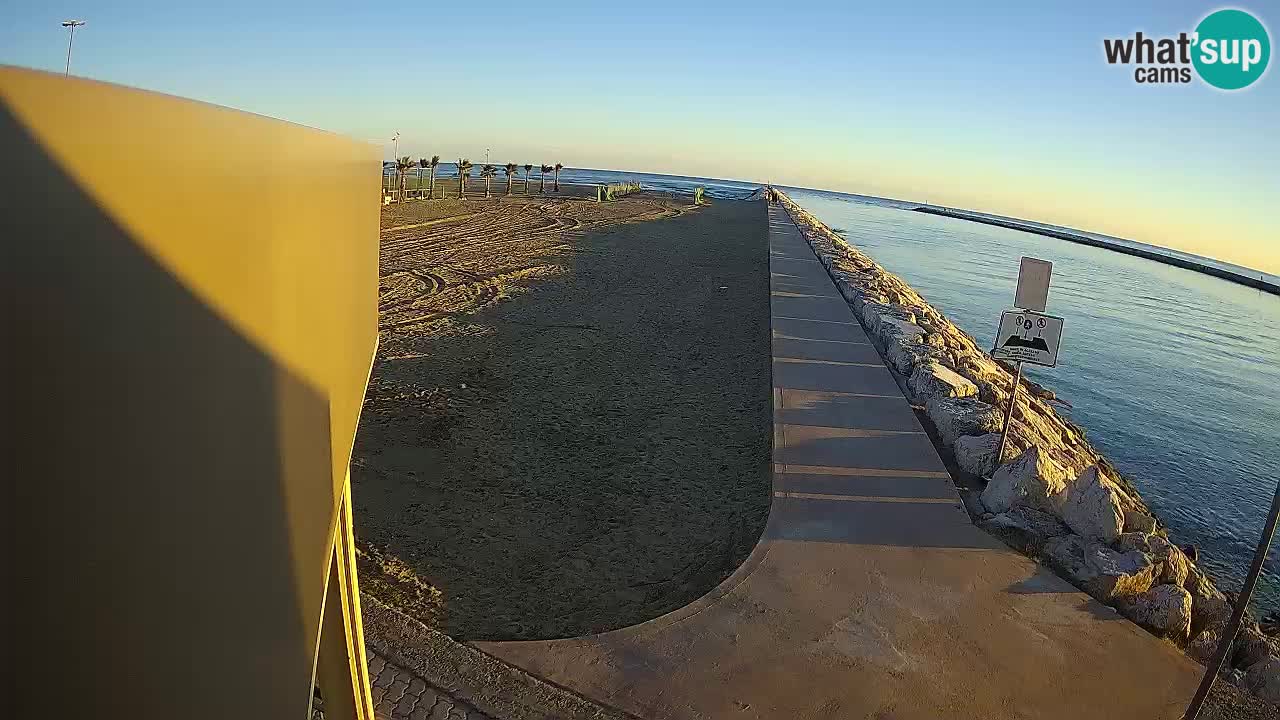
473, 203, 1200, 718
369, 648, 492, 720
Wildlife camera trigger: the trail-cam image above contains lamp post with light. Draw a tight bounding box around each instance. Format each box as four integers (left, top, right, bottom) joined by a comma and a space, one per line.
61, 20, 86, 77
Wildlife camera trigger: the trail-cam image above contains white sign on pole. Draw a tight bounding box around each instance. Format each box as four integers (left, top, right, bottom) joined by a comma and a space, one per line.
1014, 257, 1053, 312
992, 310, 1064, 367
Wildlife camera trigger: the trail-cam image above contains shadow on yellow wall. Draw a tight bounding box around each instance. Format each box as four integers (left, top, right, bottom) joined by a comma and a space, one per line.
2, 66, 379, 719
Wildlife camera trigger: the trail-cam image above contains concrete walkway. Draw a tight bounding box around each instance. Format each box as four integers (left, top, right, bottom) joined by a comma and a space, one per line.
474, 204, 1200, 718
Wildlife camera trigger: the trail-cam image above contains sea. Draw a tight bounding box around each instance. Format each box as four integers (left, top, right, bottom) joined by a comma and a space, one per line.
390, 163, 1280, 612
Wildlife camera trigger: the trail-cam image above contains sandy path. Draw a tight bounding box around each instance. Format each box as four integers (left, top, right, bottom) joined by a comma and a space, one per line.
352, 195, 771, 640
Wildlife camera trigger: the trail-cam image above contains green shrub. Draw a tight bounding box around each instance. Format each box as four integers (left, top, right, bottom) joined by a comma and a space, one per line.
600, 181, 641, 201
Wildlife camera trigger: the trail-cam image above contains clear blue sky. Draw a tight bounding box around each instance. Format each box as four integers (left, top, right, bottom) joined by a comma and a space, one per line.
3, 1, 1277, 271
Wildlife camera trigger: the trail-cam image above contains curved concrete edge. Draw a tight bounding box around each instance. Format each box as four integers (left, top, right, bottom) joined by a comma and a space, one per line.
472, 202, 1204, 720
469, 203, 950, 656
476, 484, 784, 650
361, 593, 643, 720
461, 364, 784, 655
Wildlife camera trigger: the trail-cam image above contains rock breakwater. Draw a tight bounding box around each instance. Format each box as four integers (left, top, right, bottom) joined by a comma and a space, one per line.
773, 190, 1280, 703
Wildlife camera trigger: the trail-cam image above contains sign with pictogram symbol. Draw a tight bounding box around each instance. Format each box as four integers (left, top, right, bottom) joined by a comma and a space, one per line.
992, 310, 1064, 367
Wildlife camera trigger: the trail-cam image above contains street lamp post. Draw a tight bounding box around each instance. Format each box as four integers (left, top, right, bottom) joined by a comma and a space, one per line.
389, 132, 400, 196
61, 20, 86, 77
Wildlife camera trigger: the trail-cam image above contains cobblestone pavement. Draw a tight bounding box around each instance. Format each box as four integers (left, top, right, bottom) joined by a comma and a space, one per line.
368, 648, 494, 720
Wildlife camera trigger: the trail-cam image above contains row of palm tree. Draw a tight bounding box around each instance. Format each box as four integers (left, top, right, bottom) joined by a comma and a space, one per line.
388, 157, 564, 201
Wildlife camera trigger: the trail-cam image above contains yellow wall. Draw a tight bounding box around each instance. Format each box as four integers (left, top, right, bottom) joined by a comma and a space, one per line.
2, 66, 378, 718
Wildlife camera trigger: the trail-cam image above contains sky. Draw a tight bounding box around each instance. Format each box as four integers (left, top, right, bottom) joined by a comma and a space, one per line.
3, 1, 1277, 273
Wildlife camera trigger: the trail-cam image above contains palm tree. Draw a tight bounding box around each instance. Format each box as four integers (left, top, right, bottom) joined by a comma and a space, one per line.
456, 158, 473, 198
428, 155, 440, 199
417, 157, 430, 198
480, 164, 496, 199
553, 163, 563, 192
504, 163, 518, 195
396, 156, 413, 201
539, 164, 552, 194
523, 164, 533, 194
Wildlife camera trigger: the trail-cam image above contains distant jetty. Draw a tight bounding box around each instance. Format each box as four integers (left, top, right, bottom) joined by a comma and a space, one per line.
911, 205, 1280, 297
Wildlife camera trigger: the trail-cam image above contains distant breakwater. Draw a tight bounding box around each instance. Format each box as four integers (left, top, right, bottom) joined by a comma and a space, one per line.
911, 206, 1280, 297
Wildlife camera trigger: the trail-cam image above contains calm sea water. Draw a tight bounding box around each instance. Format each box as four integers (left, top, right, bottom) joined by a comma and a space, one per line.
788, 188, 1280, 614
386, 163, 1279, 611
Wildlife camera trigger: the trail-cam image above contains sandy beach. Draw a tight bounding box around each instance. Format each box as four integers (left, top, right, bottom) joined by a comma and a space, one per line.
352, 191, 771, 640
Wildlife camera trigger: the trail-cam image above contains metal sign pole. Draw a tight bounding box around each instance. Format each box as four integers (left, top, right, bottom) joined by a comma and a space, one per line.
996, 360, 1022, 463
1182, 476, 1280, 720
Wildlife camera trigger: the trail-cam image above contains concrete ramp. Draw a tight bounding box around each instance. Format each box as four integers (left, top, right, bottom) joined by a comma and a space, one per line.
474, 204, 1199, 719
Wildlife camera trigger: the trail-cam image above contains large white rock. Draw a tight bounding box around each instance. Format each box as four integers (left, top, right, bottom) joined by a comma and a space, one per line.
920, 331, 947, 348
1116, 532, 1190, 586
980, 505, 1072, 555
954, 352, 1010, 388
981, 446, 1070, 515
1123, 508, 1157, 534
875, 316, 925, 348
1128, 583, 1193, 639
1010, 402, 1074, 455
859, 303, 912, 335
1060, 465, 1125, 542
1185, 565, 1228, 605
954, 433, 1002, 477
886, 342, 950, 376
850, 290, 888, 317
926, 396, 1004, 448
908, 362, 975, 404
1189, 592, 1231, 633
1243, 658, 1280, 703
1187, 623, 1225, 663
1044, 534, 1159, 604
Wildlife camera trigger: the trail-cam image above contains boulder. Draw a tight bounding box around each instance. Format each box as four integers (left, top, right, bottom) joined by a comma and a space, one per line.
1044, 534, 1159, 604
830, 274, 855, 301
1011, 401, 1072, 451
926, 396, 1004, 448
954, 433, 1002, 477
1127, 584, 1193, 639
954, 352, 1009, 388
981, 446, 1071, 515
1116, 532, 1191, 587
1185, 566, 1229, 606
875, 316, 925, 349
1191, 593, 1232, 637
921, 332, 948, 348
886, 342, 949, 376
850, 291, 888, 316
980, 505, 1073, 555
1234, 628, 1280, 670
1123, 508, 1157, 534
860, 303, 914, 336
1243, 657, 1280, 703
1061, 465, 1125, 542
908, 362, 977, 404
1158, 548, 1191, 587
978, 383, 1011, 414
1188, 624, 1226, 663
